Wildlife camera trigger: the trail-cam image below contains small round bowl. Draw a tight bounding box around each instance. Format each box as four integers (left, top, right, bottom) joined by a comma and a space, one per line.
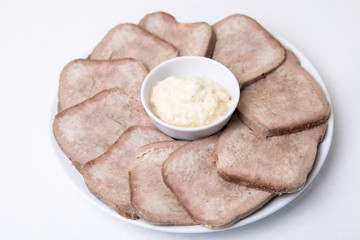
141, 56, 240, 140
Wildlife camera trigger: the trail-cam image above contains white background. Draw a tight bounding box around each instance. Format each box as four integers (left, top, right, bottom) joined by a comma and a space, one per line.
1, 0, 359, 239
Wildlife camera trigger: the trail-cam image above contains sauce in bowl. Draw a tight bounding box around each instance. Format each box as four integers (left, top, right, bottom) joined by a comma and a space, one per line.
150, 76, 232, 128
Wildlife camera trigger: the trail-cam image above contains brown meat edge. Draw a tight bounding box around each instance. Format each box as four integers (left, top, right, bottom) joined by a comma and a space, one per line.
162, 141, 273, 229
239, 47, 285, 89
212, 13, 286, 88
239, 48, 286, 89
205, 29, 216, 58
212, 124, 328, 194
216, 165, 305, 195
237, 106, 330, 138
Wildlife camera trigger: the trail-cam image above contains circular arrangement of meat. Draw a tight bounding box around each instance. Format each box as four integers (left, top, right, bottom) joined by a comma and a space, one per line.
53, 11, 330, 229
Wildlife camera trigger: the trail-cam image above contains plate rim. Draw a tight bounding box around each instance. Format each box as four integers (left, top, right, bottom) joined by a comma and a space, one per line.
51, 32, 334, 234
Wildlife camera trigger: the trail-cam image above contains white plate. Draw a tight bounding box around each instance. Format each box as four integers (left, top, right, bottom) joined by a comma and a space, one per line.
51, 33, 334, 233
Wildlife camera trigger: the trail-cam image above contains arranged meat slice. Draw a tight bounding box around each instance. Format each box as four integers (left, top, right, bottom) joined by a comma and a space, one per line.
53, 88, 154, 170
139, 11, 215, 57
58, 58, 147, 111
212, 14, 285, 87
89, 23, 178, 70
237, 50, 330, 137
214, 115, 328, 194
162, 134, 273, 229
129, 141, 196, 225
81, 126, 172, 219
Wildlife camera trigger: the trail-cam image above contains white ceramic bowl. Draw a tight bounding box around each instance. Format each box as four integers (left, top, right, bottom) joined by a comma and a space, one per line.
141, 56, 240, 140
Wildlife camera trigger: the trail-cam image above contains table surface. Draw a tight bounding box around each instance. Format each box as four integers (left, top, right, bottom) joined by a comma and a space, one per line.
1, 0, 359, 239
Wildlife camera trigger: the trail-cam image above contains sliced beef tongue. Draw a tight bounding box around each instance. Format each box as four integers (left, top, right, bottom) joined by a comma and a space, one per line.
81, 126, 172, 219
139, 11, 215, 57
237, 50, 330, 137
214, 115, 328, 194
212, 14, 285, 87
89, 23, 178, 70
162, 134, 273, 229
53, 88, 154, 170
129, 141, 196, 225
58, 58, 148, 111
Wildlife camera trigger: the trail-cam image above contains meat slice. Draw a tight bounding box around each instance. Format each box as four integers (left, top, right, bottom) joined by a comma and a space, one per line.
214, 115, 328, 194
53, 88, 154, 170
162, 134, 273, 229
237, 50, 330, 137
58, 58, 147, 111
129, 141, 196, 225
212, 14, 285, 87
81, 126, 172, 219
139, 11, 215, 57
89, 23, 178, 70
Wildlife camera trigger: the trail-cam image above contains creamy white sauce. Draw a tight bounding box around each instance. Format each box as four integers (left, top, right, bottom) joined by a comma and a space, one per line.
150, 76, 232, 127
